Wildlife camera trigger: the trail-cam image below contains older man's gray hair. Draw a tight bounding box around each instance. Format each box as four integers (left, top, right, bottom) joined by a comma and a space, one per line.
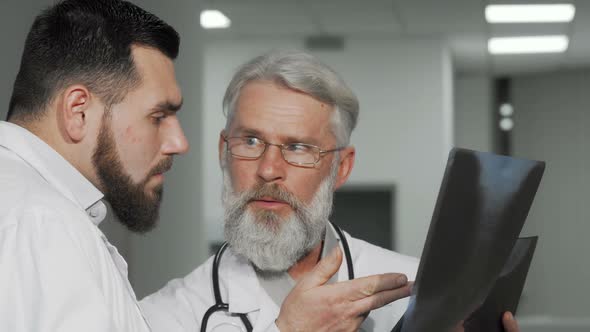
222, 51, 359, 146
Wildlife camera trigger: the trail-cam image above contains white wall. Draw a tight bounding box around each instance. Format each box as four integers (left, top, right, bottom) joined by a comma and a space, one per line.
203, 38, 454, 258
0, 0, 53, 120
510, 70, 590, 324
454, 74, 493, 152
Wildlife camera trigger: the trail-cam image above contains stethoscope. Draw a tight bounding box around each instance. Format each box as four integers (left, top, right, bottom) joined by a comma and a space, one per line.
200, 222, 355, 332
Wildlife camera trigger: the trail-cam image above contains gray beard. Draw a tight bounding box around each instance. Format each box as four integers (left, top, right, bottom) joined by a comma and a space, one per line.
221, 160, 338, 273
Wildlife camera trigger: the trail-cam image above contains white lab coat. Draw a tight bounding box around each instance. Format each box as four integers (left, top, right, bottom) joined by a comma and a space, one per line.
141, 224, 419, 332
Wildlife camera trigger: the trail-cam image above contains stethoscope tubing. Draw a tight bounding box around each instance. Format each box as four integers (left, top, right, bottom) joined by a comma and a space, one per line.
200, 222, 354, 332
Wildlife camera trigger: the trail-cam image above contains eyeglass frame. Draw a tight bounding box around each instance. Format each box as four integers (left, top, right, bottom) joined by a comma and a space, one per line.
222, 135, 345, 168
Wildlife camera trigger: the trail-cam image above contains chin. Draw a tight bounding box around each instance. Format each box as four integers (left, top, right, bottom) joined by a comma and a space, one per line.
254, 210, 291, 230
147, 185, 164, 202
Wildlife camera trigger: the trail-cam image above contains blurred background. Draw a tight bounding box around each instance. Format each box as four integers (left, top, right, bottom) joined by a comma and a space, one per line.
1, 0, 589, 331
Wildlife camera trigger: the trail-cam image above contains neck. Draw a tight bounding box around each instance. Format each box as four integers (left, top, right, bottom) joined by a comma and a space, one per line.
287, 241, 323, 282
15, 117, 101, 191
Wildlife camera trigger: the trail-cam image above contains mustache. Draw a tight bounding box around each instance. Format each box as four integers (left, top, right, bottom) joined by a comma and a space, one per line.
242, 183, 303, 211
148, 157, 173, 178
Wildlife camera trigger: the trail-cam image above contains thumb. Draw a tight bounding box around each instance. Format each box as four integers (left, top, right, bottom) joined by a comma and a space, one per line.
296, 246, 343, 291
502, 312, 519, 332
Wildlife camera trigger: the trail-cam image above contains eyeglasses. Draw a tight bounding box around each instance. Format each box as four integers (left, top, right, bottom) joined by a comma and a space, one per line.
223, 136, 344, 168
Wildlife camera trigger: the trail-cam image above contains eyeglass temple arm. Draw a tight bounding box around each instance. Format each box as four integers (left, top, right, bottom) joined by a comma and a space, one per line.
320, 146, 346, 155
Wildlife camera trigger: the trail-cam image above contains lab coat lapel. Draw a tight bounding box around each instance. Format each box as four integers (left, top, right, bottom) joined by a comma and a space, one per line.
328, 222, 349, 283
251, 291, 280, 332
225, 249, 261, 314
224, 249, 281, 331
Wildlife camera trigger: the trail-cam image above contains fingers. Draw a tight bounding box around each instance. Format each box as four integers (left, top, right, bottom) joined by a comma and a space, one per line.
450, 320, 465, 332
502, 312, 520, 332
296, 246, 343, 291
344, 273, 408, 301
350, 282, 412, 314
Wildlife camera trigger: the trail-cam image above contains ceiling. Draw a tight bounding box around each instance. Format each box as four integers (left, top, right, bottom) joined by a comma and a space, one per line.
202, 0, 590, 76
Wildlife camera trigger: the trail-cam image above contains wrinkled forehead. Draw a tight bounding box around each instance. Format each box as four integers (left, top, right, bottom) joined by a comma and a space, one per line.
229, 81, 336, 144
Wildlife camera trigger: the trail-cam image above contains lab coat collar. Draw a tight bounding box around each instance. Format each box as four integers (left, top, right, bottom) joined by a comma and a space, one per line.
0, 121, 105, 225
223, 249, 283, 330
223, 248, 265, 314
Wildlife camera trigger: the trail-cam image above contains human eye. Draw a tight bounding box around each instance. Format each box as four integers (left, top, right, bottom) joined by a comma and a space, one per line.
284, 143, 311, 153
243, 136, 262, 146
151, 112, 168, 125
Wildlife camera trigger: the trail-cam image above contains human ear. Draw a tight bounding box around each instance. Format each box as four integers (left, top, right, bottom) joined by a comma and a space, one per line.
334, 146, 355, 190
58, 85, 92, 142
218, 129, 227, 168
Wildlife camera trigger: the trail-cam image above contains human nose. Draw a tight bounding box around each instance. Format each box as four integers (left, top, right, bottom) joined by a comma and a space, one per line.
256, 143, 286, 183
161, 118, 189, 155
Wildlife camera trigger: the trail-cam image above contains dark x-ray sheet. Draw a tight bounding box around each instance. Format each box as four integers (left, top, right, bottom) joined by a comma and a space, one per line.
391, 148, 545, 332
464, 236, 538, 332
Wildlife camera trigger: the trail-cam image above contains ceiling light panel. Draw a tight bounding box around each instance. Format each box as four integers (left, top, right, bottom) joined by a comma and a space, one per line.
488, 35, 569, 54
486, 4, 575, 23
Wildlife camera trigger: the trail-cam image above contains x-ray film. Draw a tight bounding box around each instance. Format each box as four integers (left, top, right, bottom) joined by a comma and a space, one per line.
391, 148, 545, 332
464, 236, 538, 332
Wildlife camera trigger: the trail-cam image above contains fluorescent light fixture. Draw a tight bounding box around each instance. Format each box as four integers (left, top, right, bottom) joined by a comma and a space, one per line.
200, 9, 231, 29
488, 35, 569, 54
485, 4, 575, 23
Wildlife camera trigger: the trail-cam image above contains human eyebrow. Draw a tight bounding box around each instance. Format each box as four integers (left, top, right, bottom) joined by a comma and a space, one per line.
229, 127, 322, 145
282, 135, 321, 146
153, 98, 183, 113
231, 127, 263, 138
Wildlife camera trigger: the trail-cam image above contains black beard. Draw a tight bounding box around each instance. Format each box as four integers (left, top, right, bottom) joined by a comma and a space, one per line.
92, 115, 171, 233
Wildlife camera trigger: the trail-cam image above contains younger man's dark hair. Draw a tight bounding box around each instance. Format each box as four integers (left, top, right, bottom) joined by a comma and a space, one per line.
6, 0, 179, 122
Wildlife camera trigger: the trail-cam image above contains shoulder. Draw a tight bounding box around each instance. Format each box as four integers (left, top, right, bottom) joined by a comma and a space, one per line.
0, 202, 106, 281
0, 194, 97, 254
344, 230, 419, 280
0, 153, 89, 232
0, 161, 104, 271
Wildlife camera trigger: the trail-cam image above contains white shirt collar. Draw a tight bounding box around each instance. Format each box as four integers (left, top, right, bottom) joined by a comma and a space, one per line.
0, 121, 106, 225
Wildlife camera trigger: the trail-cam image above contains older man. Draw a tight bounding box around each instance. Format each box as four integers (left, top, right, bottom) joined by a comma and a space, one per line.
142, 51, 414, 332
141, 51, 521, 332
